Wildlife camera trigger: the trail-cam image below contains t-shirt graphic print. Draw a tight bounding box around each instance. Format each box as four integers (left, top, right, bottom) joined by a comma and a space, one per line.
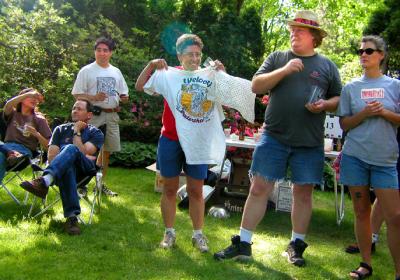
144, 67, 225, 165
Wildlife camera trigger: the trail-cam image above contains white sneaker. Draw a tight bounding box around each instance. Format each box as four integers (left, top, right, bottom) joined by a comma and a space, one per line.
160, 231, 176, 249
192, 233, 209, 253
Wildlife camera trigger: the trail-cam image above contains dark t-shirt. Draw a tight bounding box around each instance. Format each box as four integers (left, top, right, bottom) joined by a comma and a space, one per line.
255, 50, 342, 147
50, 123, 104, 156
4, 110, 52, 151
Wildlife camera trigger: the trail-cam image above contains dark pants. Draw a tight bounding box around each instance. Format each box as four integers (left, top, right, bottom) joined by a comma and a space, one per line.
45, 144, 96, 218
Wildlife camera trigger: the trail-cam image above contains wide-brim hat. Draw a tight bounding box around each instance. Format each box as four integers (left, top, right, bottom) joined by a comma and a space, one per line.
287, 10, 328, 38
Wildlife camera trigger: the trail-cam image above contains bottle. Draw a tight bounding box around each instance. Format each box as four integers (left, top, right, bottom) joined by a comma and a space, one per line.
336, 138, 342, 151
238, 120, 245, 141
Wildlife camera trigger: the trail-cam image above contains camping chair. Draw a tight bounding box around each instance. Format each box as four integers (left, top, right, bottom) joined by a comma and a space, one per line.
0, 113, 44, 205
324, 114, 345, 225
0, 154, 42, 205
28, 164, 103, 224
28, 124, 106, 224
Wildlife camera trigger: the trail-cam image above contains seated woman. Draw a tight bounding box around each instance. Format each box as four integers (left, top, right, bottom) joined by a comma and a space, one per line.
0, 88, 52, 183
338, 35, 400, 280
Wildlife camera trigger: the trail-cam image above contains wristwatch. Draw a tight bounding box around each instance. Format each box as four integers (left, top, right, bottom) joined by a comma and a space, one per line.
73, 131, 81, 137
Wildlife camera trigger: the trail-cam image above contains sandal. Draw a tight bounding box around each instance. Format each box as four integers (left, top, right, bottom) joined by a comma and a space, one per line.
350, 262, 373, 279
345, 242, 375, 254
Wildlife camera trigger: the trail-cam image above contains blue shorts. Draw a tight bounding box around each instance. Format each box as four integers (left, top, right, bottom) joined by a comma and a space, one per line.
156, 136, 208, 180
250, 132, 324, 185
339, 153, 398, 189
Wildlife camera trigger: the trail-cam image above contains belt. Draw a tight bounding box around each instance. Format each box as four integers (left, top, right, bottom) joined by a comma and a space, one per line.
102, 107, 120, 113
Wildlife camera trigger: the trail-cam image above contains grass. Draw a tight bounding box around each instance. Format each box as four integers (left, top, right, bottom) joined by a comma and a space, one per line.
0, 167, 395, 279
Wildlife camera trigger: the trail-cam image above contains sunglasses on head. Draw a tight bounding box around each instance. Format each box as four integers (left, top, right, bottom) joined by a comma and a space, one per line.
357, 48, 379, 56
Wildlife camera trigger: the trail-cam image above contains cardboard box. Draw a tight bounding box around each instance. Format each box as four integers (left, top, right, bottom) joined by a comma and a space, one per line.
230, 157, 251, 187
147, 163, 186, 193
272, 180, 293, 212
154, 171, 187, 193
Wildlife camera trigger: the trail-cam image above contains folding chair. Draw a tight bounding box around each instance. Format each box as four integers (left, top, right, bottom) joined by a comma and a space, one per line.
0, 147, 44, 205
28, 154, 104, 225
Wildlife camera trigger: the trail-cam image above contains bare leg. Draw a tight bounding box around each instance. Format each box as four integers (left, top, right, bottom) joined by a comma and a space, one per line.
374, 189, 400, 277
186, 176, 204, 230
349, 186, 372, 278
160, 176, 180, 228
241, 176, 275, 231
371, 199, 385, 235
97, 150, 110, 178
291, 184, 313, 234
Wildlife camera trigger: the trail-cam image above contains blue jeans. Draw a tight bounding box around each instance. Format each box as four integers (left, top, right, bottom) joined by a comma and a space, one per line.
0, 142, 33, 183
44, 144, 97, 218
340, 153, 398, 189
250, 132, 325, 185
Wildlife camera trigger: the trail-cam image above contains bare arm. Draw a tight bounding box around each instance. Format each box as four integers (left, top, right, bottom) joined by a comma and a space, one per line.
73, 93, 107, 102
25, 125, 50, 150
3, 91, 43, 116
251, 58, 304, 94
306, 96, 340, 114
339, 101, 383, 131
378, 108, 400, 125
135, 59, 168, 92
72, 121, 97, 156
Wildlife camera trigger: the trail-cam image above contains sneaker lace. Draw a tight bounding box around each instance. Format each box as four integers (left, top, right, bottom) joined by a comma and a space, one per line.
102, 184, 116, 195
163, 232, 175, 246
194, 234, 208, 249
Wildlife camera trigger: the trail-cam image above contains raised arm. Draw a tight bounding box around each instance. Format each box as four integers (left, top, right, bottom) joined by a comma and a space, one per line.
3, 91, 43, 116
252, 58, 304, 94
135, 59, 168, 92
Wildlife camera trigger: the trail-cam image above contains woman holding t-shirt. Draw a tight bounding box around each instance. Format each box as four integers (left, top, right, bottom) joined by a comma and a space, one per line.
338, 35, 400, 280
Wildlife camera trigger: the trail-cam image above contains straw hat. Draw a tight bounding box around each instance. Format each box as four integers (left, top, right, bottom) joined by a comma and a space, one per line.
287, 10, 327, 38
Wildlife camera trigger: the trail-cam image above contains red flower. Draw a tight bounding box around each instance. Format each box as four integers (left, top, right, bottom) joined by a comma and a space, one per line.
262, 95, 270, 105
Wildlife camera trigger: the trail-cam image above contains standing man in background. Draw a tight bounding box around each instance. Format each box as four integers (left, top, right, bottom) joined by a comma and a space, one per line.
72, 37, 129, 197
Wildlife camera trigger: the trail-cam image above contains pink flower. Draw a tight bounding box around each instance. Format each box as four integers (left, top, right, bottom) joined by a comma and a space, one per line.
144, 120, 150, 127
262, 95, 270, 105
234, 112, 241, 120
131, 103, 137, 112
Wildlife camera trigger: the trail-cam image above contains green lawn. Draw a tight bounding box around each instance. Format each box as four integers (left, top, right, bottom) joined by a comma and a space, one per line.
0, 168, 395, 279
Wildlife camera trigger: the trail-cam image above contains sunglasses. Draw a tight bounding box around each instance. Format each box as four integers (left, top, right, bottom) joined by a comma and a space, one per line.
357, 48, 379, 56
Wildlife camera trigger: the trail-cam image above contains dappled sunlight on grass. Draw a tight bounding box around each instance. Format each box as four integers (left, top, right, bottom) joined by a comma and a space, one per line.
0, 168, 396, 279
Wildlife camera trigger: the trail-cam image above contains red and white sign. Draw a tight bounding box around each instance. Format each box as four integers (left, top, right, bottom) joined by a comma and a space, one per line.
361, 88, 384, 99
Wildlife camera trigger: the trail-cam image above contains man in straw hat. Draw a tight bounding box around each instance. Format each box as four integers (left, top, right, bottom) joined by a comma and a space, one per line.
215, 10, 342, 267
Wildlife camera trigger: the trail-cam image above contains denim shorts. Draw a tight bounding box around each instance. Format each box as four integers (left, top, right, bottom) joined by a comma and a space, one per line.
156, 135, 208, 180
339, 153, 399, 189
250, 132, 324, 185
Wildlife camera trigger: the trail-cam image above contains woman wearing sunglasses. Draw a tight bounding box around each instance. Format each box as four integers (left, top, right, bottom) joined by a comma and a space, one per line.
337, 35, 400, 279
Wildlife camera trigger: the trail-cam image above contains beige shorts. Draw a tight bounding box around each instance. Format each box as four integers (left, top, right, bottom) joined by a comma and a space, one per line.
89, 112, 121, 152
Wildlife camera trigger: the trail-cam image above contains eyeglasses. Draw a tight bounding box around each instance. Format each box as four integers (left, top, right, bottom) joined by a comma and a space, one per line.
357, 48, 379, 56
183, 52, 202, 58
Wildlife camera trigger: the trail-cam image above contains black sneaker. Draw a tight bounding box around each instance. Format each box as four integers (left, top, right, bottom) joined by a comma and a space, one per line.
214, 235, 252, 261
284, 239, 308, 267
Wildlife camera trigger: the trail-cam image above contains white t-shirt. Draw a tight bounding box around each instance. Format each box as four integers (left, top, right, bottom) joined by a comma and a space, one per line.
144, 67, 226, 165
72, 62, 129, 109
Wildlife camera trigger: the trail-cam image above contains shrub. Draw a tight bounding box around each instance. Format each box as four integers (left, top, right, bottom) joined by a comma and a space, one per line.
109, 141, 157, 168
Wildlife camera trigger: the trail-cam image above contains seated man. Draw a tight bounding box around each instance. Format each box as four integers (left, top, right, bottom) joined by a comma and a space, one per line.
0, 88, 51, 183
20, 99, 104, 235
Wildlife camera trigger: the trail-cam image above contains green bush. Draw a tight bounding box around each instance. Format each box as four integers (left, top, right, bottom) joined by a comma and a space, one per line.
109, 141, 157, 168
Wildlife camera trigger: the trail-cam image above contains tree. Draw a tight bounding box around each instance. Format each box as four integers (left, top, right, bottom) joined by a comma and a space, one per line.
363, 0, 400, 76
